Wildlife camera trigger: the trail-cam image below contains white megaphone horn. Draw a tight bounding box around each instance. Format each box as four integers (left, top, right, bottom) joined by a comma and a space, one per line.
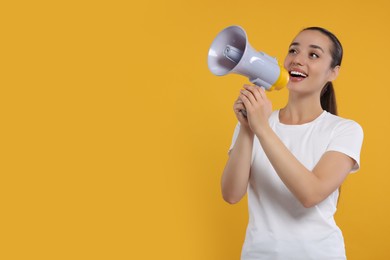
207, 25, 289, 91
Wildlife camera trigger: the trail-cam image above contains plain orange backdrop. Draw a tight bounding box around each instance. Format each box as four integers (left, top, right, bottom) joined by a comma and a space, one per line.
1, 0, 389, 259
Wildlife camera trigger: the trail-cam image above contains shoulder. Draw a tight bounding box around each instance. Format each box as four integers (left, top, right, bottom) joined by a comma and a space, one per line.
322, 112, 363, 137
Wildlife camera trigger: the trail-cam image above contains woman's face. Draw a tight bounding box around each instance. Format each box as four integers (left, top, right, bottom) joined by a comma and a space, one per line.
283, 29, 339, 94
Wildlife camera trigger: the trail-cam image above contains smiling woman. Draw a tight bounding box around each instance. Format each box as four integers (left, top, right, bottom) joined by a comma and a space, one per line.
286, 27, 342, 115
221, 27, 363, 259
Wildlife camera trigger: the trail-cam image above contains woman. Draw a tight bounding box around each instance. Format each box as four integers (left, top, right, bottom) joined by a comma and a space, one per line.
221, 27, 364, 259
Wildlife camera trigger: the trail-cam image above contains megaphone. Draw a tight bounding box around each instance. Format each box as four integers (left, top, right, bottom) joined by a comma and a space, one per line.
207, 25, 289, 91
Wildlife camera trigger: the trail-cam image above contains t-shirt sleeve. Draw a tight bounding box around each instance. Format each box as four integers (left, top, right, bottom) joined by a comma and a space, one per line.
326, 120, 364, 173
228, 122, 241, 154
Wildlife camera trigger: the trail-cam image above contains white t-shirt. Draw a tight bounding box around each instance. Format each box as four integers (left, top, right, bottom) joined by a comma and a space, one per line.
229, 110, 364, 260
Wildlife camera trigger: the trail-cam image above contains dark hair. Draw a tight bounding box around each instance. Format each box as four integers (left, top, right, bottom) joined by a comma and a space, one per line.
303, 27, 343, 115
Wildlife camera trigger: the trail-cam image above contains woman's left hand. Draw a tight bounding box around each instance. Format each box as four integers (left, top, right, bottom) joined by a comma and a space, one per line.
239, 84, 273, 135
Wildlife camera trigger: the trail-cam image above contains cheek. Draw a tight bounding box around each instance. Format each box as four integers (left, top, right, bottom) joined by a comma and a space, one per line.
309, 72, 331, 89
283, 57, 290, 69
314, 67, 332, 81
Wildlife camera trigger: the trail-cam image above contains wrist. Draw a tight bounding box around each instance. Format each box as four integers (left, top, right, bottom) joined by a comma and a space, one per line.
254, 124, 272, 139
239, 125, 254, 137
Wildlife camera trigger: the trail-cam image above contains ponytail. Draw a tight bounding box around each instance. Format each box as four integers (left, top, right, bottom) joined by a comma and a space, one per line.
321, 81, 340, 201
320, 82, 338, 115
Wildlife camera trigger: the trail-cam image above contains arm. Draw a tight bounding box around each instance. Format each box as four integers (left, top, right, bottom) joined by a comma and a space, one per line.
240, 85, 356, 208
256, 125, 354, 207
221, 126, 254, 204
221, 89, 255, 204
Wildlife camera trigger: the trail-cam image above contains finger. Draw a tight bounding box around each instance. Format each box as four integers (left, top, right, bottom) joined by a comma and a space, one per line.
240, 89, 257, 105
234, 94, 250, 106
252, 85, 267, 100
258, 86, 267, 99
244, 85, 263, 100
234, 102, 246, 112
235, 98, 244, 105
239, 93, 252, 111
233, 100, 247, 116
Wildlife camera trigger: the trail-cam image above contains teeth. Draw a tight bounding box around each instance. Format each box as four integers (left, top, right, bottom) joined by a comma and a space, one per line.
290, 71, 308, 77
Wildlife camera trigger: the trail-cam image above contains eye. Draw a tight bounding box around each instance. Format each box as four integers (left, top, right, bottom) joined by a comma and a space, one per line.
309, 52, 320, 59
288, 48, 298, 55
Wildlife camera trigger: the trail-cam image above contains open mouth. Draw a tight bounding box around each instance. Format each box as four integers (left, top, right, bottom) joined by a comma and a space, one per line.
289, 70, 308, 79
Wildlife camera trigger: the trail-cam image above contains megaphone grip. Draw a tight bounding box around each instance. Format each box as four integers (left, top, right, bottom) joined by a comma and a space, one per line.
240, 109, 247, 117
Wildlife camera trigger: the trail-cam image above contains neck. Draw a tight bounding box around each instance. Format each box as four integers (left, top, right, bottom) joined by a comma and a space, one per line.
280, 93, 324, 125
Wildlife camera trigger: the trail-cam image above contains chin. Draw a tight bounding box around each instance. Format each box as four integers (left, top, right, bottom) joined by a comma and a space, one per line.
286, 82, 310, 94
286, 82, 300, 90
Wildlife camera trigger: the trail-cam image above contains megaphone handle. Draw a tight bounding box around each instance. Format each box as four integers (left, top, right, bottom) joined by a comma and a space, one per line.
240, 109, 247, 118
250, 78, 271, 90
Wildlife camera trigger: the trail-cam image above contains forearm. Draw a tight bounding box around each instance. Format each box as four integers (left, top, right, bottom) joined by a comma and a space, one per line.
221, 127, 254, 204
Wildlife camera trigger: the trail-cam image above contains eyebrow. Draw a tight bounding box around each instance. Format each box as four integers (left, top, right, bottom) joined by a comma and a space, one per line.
289, 42, 325, 53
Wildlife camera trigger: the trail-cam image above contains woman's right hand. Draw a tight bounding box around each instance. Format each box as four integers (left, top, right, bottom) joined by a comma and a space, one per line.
233, 94, 251, 130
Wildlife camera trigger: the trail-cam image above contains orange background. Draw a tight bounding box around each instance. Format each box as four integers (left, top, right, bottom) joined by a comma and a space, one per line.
1, 0, 389, 259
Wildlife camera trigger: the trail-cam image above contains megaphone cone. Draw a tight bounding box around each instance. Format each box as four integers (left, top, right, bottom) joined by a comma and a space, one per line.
208, 26, 288, 91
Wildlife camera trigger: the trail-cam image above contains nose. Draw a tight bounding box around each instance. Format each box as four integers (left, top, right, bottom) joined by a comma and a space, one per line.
291, 53, 305, 66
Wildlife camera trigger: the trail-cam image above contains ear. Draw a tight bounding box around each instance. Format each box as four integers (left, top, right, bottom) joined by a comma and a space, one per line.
328, 65, 340, 81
